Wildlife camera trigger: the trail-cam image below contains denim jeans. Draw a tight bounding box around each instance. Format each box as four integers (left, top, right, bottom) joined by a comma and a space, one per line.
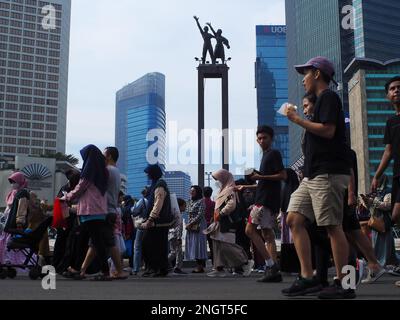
133, 229, 144, 273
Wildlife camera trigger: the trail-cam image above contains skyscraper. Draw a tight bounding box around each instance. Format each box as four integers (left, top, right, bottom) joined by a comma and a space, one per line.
255, 25, 289, 166
115, 72, 166, 198
0, 0, 71, 157
285, 0, 351, 165
285, 0, 400, 165
353, 0, 400, 61
164, 171, 192, 201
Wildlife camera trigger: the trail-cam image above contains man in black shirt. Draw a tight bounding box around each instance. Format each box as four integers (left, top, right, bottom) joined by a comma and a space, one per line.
237, 125, 287, 283
371, 76, 400, 223
283, 57, 353, 299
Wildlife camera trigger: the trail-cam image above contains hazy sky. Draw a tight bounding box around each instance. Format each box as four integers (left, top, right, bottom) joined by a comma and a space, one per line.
66, 0, 286, 184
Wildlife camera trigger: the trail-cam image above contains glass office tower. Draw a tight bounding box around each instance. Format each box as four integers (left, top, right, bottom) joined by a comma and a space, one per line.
255, 25, 289, 167
115, 72, 166, 198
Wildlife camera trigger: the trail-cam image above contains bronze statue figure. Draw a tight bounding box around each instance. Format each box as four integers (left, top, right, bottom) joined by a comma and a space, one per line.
206, 22, 230, 64
194, 16, 215, 64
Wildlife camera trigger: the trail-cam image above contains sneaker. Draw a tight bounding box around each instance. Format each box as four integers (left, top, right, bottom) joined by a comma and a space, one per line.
318, 279, 356, 300
388, 266, 400, 277
232, 272, 243, 277
257, 266, 265, 273
356, 259, 366, 286
395, 280, 400, 287
361, 267, 385, 284
173, 268, 187, 275
282, 276, 322, 296
207, 270, 226, 278
257, 264, 282, 283
242, 260, 255, 277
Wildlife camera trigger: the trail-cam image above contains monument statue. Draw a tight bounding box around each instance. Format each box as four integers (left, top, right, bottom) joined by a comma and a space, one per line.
206, 22, 230, 64
194, 15, 215, 64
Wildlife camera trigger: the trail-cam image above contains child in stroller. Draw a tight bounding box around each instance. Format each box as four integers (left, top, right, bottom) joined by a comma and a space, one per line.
0, 217, 53, 280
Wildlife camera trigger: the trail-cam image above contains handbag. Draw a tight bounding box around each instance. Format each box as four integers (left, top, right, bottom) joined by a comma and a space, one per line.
367, 198, 386, 233
186, 222, 200, 232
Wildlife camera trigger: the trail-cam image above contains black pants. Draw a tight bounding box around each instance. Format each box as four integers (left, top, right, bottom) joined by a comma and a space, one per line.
235, 219, 251, 260
80, 220, 114, 275
142, 226, 169, 273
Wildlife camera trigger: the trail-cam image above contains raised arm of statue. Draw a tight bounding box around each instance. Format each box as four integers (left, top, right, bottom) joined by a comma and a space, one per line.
206, 22, 217, 36
194, 16, 203, 35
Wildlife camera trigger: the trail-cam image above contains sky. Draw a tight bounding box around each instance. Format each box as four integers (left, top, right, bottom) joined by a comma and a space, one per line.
65, 0, 286, 184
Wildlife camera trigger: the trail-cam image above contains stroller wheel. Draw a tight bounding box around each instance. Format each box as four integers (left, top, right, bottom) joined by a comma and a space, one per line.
7, 268, 17, 279
29, 267, 41, 280
0, 268, 7, 280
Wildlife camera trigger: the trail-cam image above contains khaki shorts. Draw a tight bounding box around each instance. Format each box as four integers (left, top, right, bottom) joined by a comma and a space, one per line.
287, 174, 350, 227
249, 205, 275, 229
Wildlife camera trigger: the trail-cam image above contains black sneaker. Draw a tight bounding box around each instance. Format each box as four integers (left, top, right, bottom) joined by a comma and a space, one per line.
282, 276, 322, 296
257, 265, 283, 283
173, 268, 187, 275
318, 279, 356, 300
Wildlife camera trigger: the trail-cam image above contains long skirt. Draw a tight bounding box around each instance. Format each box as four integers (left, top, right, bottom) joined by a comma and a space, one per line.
185, 230, 208, 261
142, 226, 169, 272
212, 240, 248, 269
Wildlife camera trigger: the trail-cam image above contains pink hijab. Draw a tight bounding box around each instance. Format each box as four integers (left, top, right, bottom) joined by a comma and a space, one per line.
6, 172, 28, 206
212, 169, 237, 209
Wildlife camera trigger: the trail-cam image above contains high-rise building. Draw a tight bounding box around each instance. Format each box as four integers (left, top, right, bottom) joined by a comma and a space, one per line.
285, 0, 352, 165
255, 25, 289, 167
353, 0, 400, 61
164, 171, 192, 202
285, 0, 400, 165
346, 58, 400, 194
0, 0, 71, 157
115, 72, 166, 198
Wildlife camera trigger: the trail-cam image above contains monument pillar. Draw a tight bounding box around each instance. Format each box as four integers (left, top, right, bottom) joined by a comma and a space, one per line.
197, 64, 229, 188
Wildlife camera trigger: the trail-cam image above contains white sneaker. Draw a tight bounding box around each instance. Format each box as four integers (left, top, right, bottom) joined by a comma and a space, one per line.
361, 267, 386, 284
242, 260, 254, 277
207, 270, 226, 278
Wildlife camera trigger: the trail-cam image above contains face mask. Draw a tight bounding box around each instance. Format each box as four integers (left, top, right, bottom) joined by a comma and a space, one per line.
215, 181, 222, 189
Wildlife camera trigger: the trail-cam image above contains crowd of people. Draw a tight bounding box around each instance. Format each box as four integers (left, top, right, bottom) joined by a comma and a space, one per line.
1, 56, 400, 300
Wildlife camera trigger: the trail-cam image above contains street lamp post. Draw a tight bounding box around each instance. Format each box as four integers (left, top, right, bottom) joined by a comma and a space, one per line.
205, 172, 213, 187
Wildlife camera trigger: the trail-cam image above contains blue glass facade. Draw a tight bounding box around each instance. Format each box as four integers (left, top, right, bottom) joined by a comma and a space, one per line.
115, 73, 166, 198
164, 171, 192, 202
256, 25, 289, 167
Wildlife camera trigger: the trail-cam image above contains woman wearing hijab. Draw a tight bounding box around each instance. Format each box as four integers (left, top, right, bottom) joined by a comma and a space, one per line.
61, 144, 111, 281
185, 185, 208, 273
0, 172, 30, 265
141, 164, 173, 277
205, 169, 254, 277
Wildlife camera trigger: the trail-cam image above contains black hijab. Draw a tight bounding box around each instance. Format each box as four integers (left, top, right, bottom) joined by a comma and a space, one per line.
191, 185, 203, 201
80, 144, 108, 196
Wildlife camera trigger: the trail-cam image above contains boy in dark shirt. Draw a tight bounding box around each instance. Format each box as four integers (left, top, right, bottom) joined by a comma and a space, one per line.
237, 125, 287, 283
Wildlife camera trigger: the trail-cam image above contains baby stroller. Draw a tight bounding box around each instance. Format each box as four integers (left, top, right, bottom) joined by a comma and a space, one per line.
0, 217, 52, 280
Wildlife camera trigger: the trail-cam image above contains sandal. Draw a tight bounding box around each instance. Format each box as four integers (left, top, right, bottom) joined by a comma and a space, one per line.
112, 271, 129, 280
